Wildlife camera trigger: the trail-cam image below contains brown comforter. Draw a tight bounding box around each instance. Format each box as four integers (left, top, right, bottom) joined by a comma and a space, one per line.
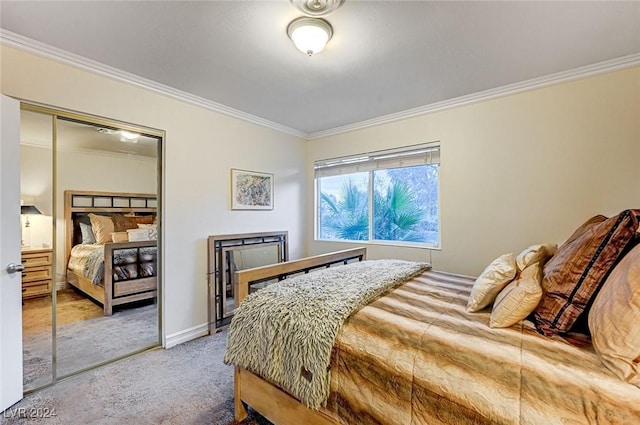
325, 271, 640, 425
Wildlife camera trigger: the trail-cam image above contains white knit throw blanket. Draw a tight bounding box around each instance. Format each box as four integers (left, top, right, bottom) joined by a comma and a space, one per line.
224, 259, 431, 409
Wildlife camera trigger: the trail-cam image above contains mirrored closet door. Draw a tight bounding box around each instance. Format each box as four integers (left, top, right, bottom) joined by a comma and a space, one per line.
19, 104, 163, 392
20, 109, 54, 391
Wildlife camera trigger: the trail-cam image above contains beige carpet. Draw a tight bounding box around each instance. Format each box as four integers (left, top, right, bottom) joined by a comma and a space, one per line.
4, 330, 271, 425
22, 290, 158, 390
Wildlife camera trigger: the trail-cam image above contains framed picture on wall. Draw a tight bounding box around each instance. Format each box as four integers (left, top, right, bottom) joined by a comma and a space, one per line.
230, 168, 274, 210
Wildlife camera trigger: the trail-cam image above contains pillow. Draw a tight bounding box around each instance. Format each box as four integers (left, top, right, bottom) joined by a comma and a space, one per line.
88, 213, 115, 244
112, 214, 139, 232
111, 232, 129, 243
79, 222, 96, 244
134, 215, 155, 225
490, 262, 543, 328
589, 243, 640, 387
466, 253, 517, 312
137, 223, 158, 240
127, 228, 151, 242
563, 214, 607, 246
515, 243, 557, 272
533, 210, 639, 336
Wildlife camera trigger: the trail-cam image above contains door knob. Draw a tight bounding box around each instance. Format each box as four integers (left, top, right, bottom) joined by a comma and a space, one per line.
6, 263, 25, 274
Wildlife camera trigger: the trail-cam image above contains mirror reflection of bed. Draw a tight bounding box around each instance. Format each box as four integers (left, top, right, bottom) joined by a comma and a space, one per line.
40, 189, 159, 381
65, 191, 158, 315
56, 190, 159, 378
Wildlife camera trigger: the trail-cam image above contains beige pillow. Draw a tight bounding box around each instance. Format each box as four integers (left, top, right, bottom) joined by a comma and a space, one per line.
467, 253, 517, 312
88, 213, 114, 244
111, 232, 129, 243
127, 228, 151, 242
589, 243, 640, 387
137, 223, 157, 240
490, 262, 543, 328
516, 243, 558, 272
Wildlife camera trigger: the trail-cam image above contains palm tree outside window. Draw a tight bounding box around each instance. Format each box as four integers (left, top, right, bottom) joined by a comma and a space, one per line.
315, 144, 440, 248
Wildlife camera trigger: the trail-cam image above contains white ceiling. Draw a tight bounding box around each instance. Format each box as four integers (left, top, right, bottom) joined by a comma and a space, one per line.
20, 109, 159, 158
1, 1, 639, 137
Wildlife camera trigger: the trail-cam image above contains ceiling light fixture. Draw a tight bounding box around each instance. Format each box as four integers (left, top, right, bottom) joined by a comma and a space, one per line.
291, 0, 344, 16
119, 130, 140, 143
287, 17, 333, 56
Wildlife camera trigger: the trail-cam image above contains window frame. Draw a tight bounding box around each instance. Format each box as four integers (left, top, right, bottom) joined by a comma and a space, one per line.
314, 143, 441, 249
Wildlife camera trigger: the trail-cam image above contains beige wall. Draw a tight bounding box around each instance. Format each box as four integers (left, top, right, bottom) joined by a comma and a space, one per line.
1, 45, 307, 345
307, 67, 640, 276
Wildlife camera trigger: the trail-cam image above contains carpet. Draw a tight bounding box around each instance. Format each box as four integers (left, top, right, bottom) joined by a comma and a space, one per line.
4, 330, 272, 425
22, 302, 158, 389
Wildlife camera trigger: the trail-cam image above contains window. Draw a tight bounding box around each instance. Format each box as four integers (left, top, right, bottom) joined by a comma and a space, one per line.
315, 143, 440, 247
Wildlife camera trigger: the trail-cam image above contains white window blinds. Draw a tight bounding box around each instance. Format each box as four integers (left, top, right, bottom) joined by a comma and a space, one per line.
314, 143, 440, 178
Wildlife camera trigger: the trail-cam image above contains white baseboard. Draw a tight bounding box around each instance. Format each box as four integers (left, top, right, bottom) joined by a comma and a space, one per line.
164, 323, 209, 349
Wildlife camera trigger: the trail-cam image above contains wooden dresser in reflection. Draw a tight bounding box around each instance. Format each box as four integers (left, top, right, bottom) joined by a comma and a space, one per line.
21, 248, 53, 299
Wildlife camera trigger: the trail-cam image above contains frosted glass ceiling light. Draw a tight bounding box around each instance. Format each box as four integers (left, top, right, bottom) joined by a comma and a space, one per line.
287, 17, 333, 56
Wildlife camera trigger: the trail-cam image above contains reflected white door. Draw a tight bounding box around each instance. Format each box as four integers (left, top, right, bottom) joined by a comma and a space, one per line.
0, 94, 23, 411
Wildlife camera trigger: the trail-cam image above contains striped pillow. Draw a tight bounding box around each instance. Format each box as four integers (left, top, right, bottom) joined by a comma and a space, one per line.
533, 210, 639, 336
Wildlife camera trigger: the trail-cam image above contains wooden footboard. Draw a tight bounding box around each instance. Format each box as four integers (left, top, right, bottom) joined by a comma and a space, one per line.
232, 247, 366, 423
68, 241, 157, 315
233, 247, 367, 309
103, 241, 157, 315
234, 368, 338, 425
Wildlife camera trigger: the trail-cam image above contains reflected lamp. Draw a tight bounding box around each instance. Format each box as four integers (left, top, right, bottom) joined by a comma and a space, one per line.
21, 205, 42, 228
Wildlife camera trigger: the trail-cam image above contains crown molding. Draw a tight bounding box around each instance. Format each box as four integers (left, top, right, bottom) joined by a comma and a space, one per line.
2, 29, 638, 142
0, 29, 307, 139
308, 52, 640, 140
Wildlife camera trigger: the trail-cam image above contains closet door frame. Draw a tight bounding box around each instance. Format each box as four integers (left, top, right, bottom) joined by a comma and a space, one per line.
20, 100, 165, 393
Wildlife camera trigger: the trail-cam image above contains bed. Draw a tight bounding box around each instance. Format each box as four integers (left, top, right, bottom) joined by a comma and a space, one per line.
64, 190, 158, 316
224, 211, 640, 425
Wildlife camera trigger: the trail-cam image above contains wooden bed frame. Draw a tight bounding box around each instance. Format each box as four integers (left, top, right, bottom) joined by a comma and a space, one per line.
231, 247, 367, 424
229, 246, 640, 425
64, 190, 158, 315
